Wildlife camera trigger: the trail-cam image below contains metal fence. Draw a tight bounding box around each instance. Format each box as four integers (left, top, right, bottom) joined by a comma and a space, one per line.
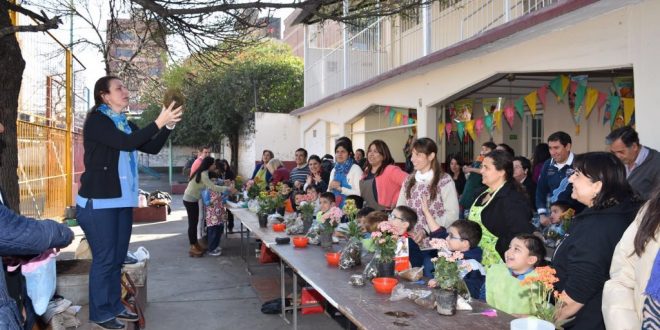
304, 0, 559, 105
15, 11, 88, 219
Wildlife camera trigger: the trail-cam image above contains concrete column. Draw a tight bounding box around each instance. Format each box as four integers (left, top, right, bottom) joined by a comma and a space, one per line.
416, 101, 437, 140
342, 0, 349, 89
303, 24, 309, 106
422, 3, 432, 55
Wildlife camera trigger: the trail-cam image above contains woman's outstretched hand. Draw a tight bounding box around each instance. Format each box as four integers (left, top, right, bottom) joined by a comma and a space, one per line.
155, 101, 183, 128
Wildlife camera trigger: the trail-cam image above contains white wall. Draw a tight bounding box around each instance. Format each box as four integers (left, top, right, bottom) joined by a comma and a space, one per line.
254, 112, 301, 162
304, 120, 329, 158
296, 0, 660, 159
138, 145, 196, 168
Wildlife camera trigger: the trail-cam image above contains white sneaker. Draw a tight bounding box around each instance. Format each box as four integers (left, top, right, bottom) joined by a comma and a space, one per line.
209, 248, 222, 256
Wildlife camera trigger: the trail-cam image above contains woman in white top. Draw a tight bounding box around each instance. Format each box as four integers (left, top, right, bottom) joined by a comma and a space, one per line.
327, 137, 362, 207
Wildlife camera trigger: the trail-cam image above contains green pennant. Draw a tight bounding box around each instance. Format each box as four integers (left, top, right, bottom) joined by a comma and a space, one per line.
607, 95, 621, 127
574, 83, 587, 118
514, 97, 525, 119
549, 75, 563, 101
484, 114, 494, 134
457, 121, 465, 141
389, 109, 396, 126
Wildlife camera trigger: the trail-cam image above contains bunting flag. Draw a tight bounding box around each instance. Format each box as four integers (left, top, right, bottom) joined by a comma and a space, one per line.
574, 83, 587, 114
445, 122, 452, 140
549, 76, 563, 101
408, 117, 415, 125
395, 111, 402, 125
384, 106, 391, 118
514, 98, 525, 119
484, 114, 494, 135
560, 75, 570, 101
475, 118, 484, 137
584, 88, 599, 119
402, 114, 409, 125
597, 91, 608, 123
389, 109, 396, 125
504, 106, 515, 129
622, 98, 635, 125
437, 122, 445, 140
524, 91, 538, 118
607, 95, 621, 127
457, 121, 465, 140
465, 120, 477, 141
537, 85, 548, 108
494, 110, 503, 130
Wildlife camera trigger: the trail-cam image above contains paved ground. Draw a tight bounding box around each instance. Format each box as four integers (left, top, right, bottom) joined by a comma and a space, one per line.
58, 174, 342, 330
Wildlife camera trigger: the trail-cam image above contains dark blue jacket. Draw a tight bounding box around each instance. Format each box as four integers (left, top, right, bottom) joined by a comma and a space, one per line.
250, 163, 272, 183
535, 156, 583, 214
0, 205, 74, 328
461, 246, 485, 299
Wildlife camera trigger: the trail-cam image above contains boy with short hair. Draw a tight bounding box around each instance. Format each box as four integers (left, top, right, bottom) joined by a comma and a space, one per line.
389, 205, 422, 272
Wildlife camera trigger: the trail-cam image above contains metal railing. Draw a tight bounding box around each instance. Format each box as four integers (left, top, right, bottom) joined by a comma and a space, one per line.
304, 0, 559, 105
16, 11, 87, 219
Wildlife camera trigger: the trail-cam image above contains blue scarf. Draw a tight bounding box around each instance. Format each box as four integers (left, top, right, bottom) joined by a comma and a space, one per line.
646, 250, 660, 301
97, 104, 137, 189
332, 158, 354, 207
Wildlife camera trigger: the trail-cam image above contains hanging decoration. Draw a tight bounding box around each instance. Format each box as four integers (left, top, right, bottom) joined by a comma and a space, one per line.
475, 118, 484, 138
549, 76, 563, 101
395, 111, 403, 125
484, 114, 494, 135
494, 110, 502, 131
457, 121, 465, 140
482, 97, 504, 116
606, 95, 621, 127
514, 98, 525, 119
445, 122, 452, 140
454, 99, 474, 122
389, 109, 396, 125
537, 85, 548, 108
584, 88, 599, 119
437, 122, 446, 140
503, 106, 515, 129
384, 106, 391, 119
560, 75, 570, 100
524, 91, 538, 118
622, 98, 635, 125
465, 120, 477, 141
596, 91, 608, 119
402, 113, 409, 125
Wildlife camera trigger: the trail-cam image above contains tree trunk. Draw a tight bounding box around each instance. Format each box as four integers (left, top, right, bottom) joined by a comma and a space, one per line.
0, 6, 26, 213
229, 132, 239, 177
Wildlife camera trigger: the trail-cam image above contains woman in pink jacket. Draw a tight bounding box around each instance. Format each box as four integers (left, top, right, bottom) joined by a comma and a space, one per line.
360, 140, 408, 211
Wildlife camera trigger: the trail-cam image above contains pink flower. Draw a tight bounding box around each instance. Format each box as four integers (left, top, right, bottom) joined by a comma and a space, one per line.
371, 231, 382, 238
429, 238, 447, 250
379, 239, 386, 244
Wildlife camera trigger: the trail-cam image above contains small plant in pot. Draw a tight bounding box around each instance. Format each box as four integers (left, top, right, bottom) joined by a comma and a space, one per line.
318, 206, 342, 249
338, 200, 362, 269
295, 194, 316, 233
430, 251, 464, 316
256, 191, 283, 228
370, 220, 406, 277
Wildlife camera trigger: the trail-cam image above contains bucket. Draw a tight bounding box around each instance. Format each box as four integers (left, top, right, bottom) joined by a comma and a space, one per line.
56, 259, 91, 305
510, 318, 555, 330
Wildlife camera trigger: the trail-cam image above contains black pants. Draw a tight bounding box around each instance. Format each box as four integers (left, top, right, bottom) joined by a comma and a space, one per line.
227, 210, 234, 231
183, 200, 200, 245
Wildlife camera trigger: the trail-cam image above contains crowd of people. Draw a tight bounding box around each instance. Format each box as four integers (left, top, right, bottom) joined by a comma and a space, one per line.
1, 74, 658, 329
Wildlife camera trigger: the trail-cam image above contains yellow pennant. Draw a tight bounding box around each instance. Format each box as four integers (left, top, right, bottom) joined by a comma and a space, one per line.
395, 111, 402, 125
622, 98, 635, 125
524, 91, 538, 118
437, 122, 445, 140
584, 88, 599, 119
560, 75, 570, 101
494, 110, 502, 131
465, 120, 477, 141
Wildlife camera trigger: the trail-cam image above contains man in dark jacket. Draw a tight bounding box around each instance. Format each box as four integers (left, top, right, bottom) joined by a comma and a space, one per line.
606, 126, 660, 200
0, 205, 74, 328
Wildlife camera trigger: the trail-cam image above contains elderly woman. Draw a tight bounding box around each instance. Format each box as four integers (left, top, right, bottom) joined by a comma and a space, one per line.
328, 138, 362, 207
467, 150, 534, 268
360, 140, 408, 211
266, 158, 289, 185
552, 152, 641, 329
603, 187, 660, 329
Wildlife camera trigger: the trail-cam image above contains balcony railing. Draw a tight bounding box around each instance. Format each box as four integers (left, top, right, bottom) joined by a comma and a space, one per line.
304, 0, 559, 106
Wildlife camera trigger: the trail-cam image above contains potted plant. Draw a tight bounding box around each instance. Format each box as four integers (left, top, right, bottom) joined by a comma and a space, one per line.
519, 266, 570, 329
430, 251, 465, 316
295, 194, 316, 233
256, 191, 283, 228
273, 182, 290, 215
318, 206, 343, 249
339, 200, 362, 269
370, 220, 406, 277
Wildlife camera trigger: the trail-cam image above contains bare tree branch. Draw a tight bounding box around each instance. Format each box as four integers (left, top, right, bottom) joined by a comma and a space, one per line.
0, 1, 61, 38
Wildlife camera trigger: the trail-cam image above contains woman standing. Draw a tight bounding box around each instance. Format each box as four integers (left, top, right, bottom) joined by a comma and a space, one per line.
553, 152, 641, 329
76, 76, 181, 329
304, 155, 329, 193
446, 154, 466, 196
328, 138, 362, 207
218, 159, 235, 181
360, 140, 407, 211
467, 150, 534, 268
183, 157, 235, 257
251, 149, 274, 184
603, 187, 660, 329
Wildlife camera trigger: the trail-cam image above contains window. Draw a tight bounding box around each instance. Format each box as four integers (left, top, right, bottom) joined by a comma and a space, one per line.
115, 31, 135, 41
114, 48, 134, 58
523, 112, 543, 158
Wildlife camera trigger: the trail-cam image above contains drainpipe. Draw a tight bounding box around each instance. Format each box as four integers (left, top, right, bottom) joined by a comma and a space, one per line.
422, 2, 432, 56
342, 0, 349, 89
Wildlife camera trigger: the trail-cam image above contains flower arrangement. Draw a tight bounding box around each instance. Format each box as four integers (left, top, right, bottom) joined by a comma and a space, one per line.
370, 220, 407, 263
318, 206, 343, 234
560, 208, 575, 234
520, 266, 568, 327
295, 194, 316, 220
245, 180, 262, 200
234, 175, 244, 191
342, 199, 359, 222
256, 191, 284, 215
430, 251, 465, 290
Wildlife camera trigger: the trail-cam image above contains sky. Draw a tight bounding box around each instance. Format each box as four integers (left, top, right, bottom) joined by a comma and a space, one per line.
41, 0, 295, 92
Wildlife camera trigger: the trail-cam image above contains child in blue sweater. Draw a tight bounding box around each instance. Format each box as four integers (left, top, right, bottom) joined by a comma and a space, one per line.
427, 220, 485, 299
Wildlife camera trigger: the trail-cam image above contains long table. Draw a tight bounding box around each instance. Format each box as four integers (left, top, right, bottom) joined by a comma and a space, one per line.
227, 206, 285, 275
270, 242, 515, 330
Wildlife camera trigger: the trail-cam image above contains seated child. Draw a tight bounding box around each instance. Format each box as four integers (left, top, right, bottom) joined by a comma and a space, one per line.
205, 190, 226, 256
316, 192, 335, 223
305, 185, 321, 213
485, 233, 546, 315
388, 206, 423, 272
361, 210, 387, 253
427, 220, 485, 299
336, 206, 374, 238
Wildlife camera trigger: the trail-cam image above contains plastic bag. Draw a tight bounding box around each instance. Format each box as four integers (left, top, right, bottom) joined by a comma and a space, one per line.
201, 189, 211, 207
397, 266, 424, 282
389, 284, 410, 302
133, 246, 150, 262
8, 249, 58, 315
414, 292, 436, 309
362, 255, 379, 280
339, 238, 362, 270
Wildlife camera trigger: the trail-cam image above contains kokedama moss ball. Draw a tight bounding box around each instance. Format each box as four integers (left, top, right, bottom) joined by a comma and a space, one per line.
163, 87, 185, 111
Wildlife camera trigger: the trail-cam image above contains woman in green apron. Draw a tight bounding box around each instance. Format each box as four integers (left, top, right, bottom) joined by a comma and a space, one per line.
360, 140, 408, 211
467, 150, 535, 268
